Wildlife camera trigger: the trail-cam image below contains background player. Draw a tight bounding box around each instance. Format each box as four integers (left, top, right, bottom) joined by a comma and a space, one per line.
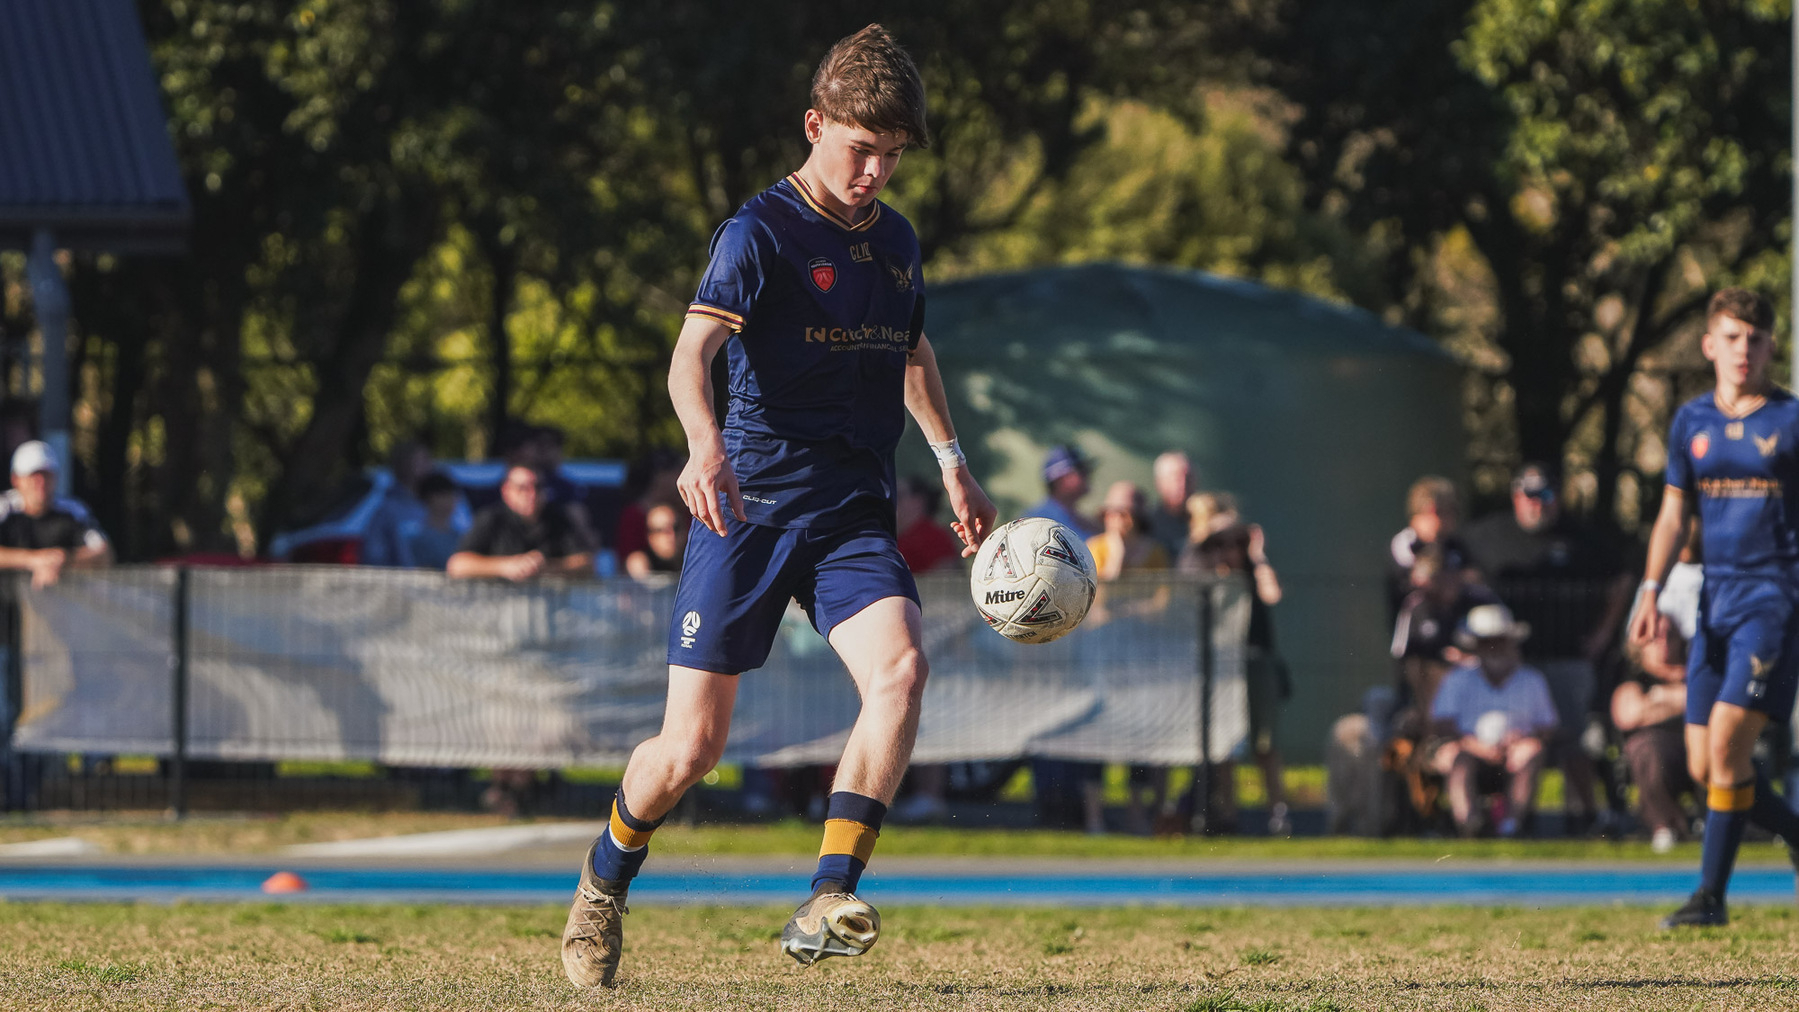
1631, 287, 1799, 927
560, 25, 997, 986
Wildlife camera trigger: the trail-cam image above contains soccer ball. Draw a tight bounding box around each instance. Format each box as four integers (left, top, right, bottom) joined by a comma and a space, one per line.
969, 517, 1098, 644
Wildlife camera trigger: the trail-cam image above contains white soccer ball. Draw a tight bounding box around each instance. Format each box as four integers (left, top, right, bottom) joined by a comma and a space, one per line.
969, 517, 1098, 644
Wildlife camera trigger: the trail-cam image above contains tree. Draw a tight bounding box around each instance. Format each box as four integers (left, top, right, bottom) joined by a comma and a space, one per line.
1252, 0, 1791, 524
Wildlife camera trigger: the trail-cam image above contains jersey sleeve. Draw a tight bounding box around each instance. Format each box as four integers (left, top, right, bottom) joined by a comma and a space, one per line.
907, 290, 926, 352
1664, 407, 1693, 493
687, 215, 774, 333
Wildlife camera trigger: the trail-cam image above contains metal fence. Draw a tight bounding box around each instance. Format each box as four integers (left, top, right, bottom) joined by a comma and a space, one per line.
3, 566, 1260, 811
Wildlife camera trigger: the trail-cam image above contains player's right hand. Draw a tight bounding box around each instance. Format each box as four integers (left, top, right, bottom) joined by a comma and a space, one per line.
679, 441, 745, 537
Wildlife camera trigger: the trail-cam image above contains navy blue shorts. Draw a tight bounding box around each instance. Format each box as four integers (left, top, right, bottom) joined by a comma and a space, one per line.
665, 512, 920, 675
1685, 574, 1799, 726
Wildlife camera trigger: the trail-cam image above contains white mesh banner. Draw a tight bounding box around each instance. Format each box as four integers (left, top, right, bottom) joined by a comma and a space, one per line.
10, 567, 1249, 767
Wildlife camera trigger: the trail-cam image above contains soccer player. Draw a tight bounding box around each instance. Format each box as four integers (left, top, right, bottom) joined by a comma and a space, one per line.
1630, 287, 1799, 927
560, 25, 997, 986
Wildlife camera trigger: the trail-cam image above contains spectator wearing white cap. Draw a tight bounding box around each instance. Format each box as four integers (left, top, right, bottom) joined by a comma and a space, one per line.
1430, 603, 1559, 837
0, 441, 112, 587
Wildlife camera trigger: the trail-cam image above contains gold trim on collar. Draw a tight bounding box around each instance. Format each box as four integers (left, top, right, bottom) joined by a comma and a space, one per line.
787, 174, 883, 232
1714, 392, 1769, 420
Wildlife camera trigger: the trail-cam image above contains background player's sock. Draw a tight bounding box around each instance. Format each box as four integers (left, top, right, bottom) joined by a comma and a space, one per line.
1750, 771, 1799, 847
591, 789, 663, 884
1699, 780, 1755, 897
812, 791, 886, 894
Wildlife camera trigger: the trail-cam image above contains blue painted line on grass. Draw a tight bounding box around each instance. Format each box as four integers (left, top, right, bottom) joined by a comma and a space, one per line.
0, 865, 1790, 906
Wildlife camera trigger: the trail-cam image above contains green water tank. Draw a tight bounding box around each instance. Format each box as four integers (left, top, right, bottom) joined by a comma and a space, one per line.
903, 263, 1466, 763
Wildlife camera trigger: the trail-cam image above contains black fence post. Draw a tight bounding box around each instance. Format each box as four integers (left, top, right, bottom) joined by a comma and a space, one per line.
1194, 577, 1214, 834
169, 566, 190, 820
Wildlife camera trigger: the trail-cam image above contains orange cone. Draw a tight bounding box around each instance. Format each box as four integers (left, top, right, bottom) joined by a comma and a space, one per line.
261, 870, 308, 894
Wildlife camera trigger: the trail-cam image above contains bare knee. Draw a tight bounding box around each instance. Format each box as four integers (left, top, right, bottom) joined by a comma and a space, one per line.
867, 647, 929, 707
660, 729, 728, 788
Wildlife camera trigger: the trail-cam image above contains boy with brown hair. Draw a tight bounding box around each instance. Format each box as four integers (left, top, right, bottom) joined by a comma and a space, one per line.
1631, 286, 1799, 926
560, 24, 996, 986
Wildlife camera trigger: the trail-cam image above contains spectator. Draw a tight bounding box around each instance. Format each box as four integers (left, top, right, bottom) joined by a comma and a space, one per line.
1461, 462, 1633, 835
1084, 481, 1172, 834
447, 465, 597, 581
1391, 544, 1499, 716
1148, 451, 1194, 557
894, 475, 961, 575
1025, 444, 1098, 538
625, 503, 687, 579
615, 450, 685, 560
1180, 513, 1290, 835
0, 441, 112, 587
1388, 476, 1471, 619
1613, 623, 1693, 852
362, 440, 434, 567
1430, 604, 1559, 837
400, 471, 466, 571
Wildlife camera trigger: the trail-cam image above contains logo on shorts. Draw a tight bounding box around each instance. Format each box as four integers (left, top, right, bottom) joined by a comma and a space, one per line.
680, 610, 702, 649
809, 257, 836, 292
1691, 433, 1710, 460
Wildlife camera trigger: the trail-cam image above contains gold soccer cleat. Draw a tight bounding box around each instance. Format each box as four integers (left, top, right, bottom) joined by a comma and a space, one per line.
561, 839, 630, 987
780, 888, 882, 966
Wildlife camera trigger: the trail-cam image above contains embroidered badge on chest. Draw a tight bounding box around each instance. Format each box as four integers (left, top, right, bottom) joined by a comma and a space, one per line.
809, 257, 836, 292
1691, 433, 1710, 460
1756, 432, 1779, 457
1726, 421, 1745, 440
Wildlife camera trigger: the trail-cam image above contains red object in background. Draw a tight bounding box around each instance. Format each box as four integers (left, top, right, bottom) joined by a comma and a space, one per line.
261, 871, 308, 894
287, 538, 363, 565
614, 501, 648, 559
897, 516, 961, 574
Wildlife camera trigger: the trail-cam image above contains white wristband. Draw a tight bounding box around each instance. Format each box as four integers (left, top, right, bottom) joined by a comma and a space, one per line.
929, 438, 966, 470
1640, 579, 1660, 594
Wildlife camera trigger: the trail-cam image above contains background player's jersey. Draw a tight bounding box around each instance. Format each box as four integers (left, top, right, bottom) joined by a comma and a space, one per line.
688, 174, 925, 529
1666, 388, 1799, 578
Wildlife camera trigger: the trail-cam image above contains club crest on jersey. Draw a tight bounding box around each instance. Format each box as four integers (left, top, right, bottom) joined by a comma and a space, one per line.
1757, 432, 1780, 457
808, 257, 836, 292
887, 261, 914, 292
1691, 433, 1710, 460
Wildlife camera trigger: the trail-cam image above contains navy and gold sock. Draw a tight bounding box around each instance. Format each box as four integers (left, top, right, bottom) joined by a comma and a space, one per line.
1750, 771, 1799, 848
591, 789, 664, 884
812, 791, 887, 894
1699, 779, 1755, 898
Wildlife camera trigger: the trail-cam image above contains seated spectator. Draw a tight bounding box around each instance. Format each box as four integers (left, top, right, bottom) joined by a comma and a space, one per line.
625, 503, 687, 579
1148, 451, 1194, 557
1086, 481, 1172, 834
362, 440, 433, 567
1025, 444, 1098, 537
895, 476, 961, 574
447, 465, 597, 581
1430, 604, 1559, 837
615, 450, 685, 559
1387, 476, 1471, 619
1391, 545, 1499, 716
0, 441, 112, 587
1613, 622, 1693, 852
400, 472, 466, 571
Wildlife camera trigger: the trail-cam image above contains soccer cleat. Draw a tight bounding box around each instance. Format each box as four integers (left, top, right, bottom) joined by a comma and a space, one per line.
1659, 889, 1727, 929
561, 839, 630, 987
780, 886, 881, 966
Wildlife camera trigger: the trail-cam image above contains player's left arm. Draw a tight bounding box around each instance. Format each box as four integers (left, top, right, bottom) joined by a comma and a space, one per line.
905, 333, 996, 556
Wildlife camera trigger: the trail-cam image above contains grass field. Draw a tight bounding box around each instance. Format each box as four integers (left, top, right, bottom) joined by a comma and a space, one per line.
4, 900, 1798, 1010
2, 810, 1793, 864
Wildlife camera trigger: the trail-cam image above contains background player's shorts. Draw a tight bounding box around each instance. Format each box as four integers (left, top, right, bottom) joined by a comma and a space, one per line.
666, 511, 920, 674
1685, 574, 1799, 725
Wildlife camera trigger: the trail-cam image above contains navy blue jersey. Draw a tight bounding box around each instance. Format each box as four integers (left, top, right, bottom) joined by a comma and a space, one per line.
1666, 389, 1799, 578
688, 174, 925, 529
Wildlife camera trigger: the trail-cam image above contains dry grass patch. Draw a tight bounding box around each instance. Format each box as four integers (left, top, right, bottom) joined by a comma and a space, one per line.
0, 902, 1796, 1010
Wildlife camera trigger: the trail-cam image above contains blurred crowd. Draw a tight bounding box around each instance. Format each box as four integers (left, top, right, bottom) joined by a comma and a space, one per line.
0, 400, 1721, 843
1333, 464, 1710, 845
